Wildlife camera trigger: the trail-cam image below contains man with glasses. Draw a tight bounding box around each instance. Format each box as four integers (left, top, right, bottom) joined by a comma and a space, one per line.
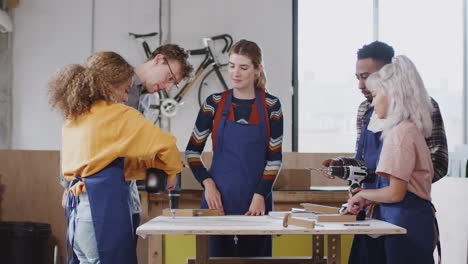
126, 44, 193, 258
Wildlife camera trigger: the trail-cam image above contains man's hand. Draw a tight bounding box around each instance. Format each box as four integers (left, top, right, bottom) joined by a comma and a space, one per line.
166, 177, 177, 191
320, 159, 344, 179
245, 193, 265, 216
321, 159, 344, 167
202, 178, 224, 215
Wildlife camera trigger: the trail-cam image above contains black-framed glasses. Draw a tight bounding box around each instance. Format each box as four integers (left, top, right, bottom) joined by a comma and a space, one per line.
164, 57, 180, 90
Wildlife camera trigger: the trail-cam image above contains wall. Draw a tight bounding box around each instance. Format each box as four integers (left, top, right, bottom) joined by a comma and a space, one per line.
10, 0, 161, 150
0, 32, 12, 149
0, 150, 65, 263
9, 0, 293, 152
169, 0, 293, 151
11, 0, 93, 150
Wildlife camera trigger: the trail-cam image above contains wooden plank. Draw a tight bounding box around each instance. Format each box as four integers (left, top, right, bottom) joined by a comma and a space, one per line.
283, 213, 315, 229
162, 208, 220, 217
148, 235, 163, 264
273, 191, 348, 204
327, 235, 341, 264
301, 204, 340, 214
188, 257, 321, 263
196, 235, 209, 264
316, 215, 356, 223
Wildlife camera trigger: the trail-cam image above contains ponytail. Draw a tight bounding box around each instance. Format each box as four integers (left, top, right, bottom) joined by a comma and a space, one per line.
255, 70, 267, 91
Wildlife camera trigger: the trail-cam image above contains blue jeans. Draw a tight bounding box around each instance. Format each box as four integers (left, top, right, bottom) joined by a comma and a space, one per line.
68, 193, 100, 264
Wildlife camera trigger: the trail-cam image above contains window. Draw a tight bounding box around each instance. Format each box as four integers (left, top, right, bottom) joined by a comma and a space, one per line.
297, 0, 373, 152
296, 0, 464, 152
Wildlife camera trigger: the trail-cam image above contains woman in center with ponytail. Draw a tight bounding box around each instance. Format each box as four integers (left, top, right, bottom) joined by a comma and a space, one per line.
186, 39, 284, 257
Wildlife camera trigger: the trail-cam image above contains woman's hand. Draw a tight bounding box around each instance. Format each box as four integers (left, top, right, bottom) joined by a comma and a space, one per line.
343, 193, 367, 215
61, 189, 68, 208
166, 177, 177, 191
203, 178, 224, 215
245, 193, 265, 216
348, 187, 362, 199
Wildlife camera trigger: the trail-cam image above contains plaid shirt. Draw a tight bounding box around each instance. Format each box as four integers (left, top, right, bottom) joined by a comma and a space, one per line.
337, 98, 448, 183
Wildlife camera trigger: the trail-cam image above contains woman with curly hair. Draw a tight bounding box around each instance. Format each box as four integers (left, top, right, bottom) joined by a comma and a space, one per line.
49, 51, 182, 264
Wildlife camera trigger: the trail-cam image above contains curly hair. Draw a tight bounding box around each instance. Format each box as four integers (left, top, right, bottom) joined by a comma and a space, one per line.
357, 41, 395, 64
149, 44, 193, 80
48, 51, 134, 120
229, 39, 267, 91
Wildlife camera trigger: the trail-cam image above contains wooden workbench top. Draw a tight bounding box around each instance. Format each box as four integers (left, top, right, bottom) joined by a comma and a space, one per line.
137, 215, 406, 236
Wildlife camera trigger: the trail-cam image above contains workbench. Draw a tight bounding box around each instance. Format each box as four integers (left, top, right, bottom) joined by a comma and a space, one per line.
137, 215, 406, 264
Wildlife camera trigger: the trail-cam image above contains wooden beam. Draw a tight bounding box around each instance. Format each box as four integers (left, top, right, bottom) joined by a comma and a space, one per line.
195, 235, 210, 264
301, 204, 340, 214
283, 213, 315, 229
312, 235, 324, 260
273, 191, 348, 204
148, 235, 163, 264
327, 235, 341, 264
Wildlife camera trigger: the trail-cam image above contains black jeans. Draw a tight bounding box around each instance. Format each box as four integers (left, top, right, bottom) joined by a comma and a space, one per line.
132, 213, 141, 245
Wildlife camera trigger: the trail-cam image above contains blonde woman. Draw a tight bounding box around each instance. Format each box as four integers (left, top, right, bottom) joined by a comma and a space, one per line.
49, 51, 182, 264
345, 55, 436, 264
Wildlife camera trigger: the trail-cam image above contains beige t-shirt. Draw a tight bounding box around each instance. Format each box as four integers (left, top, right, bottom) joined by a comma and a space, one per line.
376, 120, 433, 201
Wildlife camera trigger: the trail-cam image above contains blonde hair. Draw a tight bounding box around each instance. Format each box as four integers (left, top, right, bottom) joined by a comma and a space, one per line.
48, 51, 133, 120
366, 55, 433, 138
229, 39, 267, 90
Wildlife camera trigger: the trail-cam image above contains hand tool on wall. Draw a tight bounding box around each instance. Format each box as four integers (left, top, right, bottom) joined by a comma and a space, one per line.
145, 168, 180, 218
311, 166, 376, 220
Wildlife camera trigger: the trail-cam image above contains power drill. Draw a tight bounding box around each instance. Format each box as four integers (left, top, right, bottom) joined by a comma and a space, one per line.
145, 168, 180, 218
318, 166, 376, 220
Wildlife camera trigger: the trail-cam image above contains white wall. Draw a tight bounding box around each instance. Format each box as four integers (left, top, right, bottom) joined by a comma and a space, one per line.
11, 0, 161, 150
169, 0, 293, 151
11, 0, 93, 150
11, 0, 292, 151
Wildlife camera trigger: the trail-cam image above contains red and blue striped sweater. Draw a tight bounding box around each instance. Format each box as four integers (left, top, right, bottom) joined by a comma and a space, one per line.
185, 90, 283, 197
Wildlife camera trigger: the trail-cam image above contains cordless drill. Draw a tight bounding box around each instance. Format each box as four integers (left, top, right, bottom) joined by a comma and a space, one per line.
318, 166, 376, 220
145, 168, 180, 218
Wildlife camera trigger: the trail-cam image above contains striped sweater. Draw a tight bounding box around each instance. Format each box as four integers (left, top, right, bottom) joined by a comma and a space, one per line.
185, 91, 283, 197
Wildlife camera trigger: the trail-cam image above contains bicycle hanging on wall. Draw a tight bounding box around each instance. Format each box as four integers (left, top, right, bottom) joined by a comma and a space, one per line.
129, 32, 233, 125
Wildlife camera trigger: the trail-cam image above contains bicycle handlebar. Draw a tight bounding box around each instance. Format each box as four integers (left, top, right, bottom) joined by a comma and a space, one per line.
129, 32, 158, 39
211, 34, 233, 53
188, 48, 207, 56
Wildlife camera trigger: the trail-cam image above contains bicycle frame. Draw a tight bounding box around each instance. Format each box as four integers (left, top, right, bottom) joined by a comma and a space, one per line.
173, 34, 232, 102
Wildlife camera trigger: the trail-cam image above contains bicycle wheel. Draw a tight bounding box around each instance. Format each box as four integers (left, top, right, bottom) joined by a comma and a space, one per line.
197, 63, 229, 107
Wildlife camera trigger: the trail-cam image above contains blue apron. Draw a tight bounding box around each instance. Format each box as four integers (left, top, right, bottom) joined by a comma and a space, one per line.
349, 109, 435, 264
201, 89, 272, 257
67, 157, 137, 264
355, 108, 383, 189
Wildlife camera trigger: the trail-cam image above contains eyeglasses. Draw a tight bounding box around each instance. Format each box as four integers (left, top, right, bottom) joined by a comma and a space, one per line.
164, 57, 180, 90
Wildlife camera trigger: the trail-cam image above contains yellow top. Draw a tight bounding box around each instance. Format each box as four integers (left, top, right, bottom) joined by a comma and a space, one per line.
62, 100, 182, 194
